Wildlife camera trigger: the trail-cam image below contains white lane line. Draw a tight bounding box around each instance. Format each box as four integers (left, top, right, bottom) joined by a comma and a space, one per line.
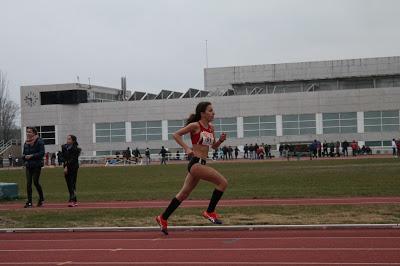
57, 262, 72, 265
2, 236, 400, 242
1, 248, 400, 252
0, 262, 400, 265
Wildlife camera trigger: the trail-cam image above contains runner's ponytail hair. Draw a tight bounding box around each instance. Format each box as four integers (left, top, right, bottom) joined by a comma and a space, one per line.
186, 101, 211, 125
69, 134, 82, 156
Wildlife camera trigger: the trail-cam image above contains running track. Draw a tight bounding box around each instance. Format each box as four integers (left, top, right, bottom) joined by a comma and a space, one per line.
0, 229, 400, 265
1, 196, 400, 210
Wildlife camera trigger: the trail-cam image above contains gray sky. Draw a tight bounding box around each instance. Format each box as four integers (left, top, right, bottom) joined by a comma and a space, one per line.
1, 0, 400, 103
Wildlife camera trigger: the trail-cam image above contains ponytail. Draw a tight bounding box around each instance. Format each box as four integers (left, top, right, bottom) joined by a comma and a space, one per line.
186, 101, 211, 125
69, 134, 82, 156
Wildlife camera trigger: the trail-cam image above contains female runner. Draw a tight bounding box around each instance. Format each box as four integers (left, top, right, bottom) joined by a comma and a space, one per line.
156, 101, 228, 235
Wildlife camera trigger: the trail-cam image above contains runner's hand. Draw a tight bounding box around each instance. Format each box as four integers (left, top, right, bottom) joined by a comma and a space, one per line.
219, 133, 227, 142
185, 148, 194, 157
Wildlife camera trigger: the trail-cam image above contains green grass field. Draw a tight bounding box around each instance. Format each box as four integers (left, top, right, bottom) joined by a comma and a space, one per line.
1, 158, 399, 203
1, 158, 400, 228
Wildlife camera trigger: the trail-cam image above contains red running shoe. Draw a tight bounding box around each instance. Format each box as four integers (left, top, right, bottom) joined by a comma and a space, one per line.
202, 211, 223, 224
156, 215, 168, 235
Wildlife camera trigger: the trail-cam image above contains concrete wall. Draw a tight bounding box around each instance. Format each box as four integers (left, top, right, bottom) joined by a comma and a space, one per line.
204, 56, 400, 93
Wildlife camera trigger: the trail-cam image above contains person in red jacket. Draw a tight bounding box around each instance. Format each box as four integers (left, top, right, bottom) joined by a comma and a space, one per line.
350, 140, 358, 156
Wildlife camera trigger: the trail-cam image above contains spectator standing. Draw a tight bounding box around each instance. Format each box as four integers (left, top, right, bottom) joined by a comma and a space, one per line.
145, 147, 151, 165
133, 148, 141, 164
125, 147, 131, 163
279, 144, 284, 157
312, 140, 318, 158
317, 140, 322, 157
244, 144, 249, 159
159, 146, 168, 165
62, 135, 81, 207
309, 142, 316, 160
335, 141, 341, 157
323, 141, 328, 157
222, 146, 228, 160
342, 140, 349, 157
396, 139, 400, 157
392, 139, 397, 157
22, 127, 45, 208
249, 144, 254, 160
8, 154, 13, 167
351, 140, 358, 157
57, 150, 63, 166
51, 153, 56, 166
228, 146, 233, 160
329, 142, 335, 157
254, 143, 259, 159
234, 146, 239, 159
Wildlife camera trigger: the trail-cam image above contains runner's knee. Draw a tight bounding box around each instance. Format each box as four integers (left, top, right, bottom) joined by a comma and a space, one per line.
218, 178, 228, 191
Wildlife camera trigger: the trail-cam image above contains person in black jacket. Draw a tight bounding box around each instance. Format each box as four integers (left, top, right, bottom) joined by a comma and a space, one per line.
22, 127, 45, 208
62, 135, 81, 207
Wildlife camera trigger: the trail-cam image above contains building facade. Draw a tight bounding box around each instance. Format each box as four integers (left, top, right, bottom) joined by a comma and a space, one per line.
20, 56, 400, 156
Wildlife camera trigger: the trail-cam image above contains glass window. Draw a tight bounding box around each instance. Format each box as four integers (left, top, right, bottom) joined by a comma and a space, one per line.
95, 122, 126, 143
260, 116, 276, 123
214, 117, 237, 138
323, 127, 340, 134
299, 114, 315, 121
259, 123, 276, 130
323, 112, 357, 134
243, 116, 259, 123
299, 121, 316, 128
260, 129, 276, 136
365, 125, 381, 132
168, 120, 189, 140
132, 121, 146, 128
383, 125, 400, 132
323, 120, 340, 127
282, 121, 298, 129
243, 115, 276, 138
283, 128, 299, 135
364, 111, 381, 118
323, 113, 339, 120
340, 126, 357, 133
300, 128, 316, 135
34, 125, 56, 145
364, 118, 381, 125
131, 120, 162, 142
364, 110, 399, 132
282, 114, 298, 121
283, 113, 315, 136
244, 130, 259, 137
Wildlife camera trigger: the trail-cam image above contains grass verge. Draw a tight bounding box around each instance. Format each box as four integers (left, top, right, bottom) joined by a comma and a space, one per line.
1, 204, 399, 228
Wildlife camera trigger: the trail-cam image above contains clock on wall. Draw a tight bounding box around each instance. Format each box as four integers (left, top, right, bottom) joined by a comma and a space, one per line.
24, 91, 39, 107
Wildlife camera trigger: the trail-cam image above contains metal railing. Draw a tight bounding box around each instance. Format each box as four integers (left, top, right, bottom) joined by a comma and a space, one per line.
0, 139, 21, 155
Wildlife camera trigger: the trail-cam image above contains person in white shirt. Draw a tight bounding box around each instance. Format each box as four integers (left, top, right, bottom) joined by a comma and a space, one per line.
392, 139, 397, 157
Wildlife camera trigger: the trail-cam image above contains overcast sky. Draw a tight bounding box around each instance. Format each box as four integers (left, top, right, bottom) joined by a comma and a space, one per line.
1, 0, 400, 103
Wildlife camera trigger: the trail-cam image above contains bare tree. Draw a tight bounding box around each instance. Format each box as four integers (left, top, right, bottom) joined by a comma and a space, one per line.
0, 71, 19, 141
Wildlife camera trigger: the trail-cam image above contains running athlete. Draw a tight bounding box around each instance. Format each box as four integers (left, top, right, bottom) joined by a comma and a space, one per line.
156, 102, 228, 235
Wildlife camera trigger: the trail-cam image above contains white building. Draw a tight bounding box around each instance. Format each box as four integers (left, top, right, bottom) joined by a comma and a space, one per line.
20, 56, 400, 156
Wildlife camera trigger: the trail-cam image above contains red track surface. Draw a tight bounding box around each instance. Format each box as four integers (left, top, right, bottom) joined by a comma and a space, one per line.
1, 196, 400, 211
0, 229, 399, 265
